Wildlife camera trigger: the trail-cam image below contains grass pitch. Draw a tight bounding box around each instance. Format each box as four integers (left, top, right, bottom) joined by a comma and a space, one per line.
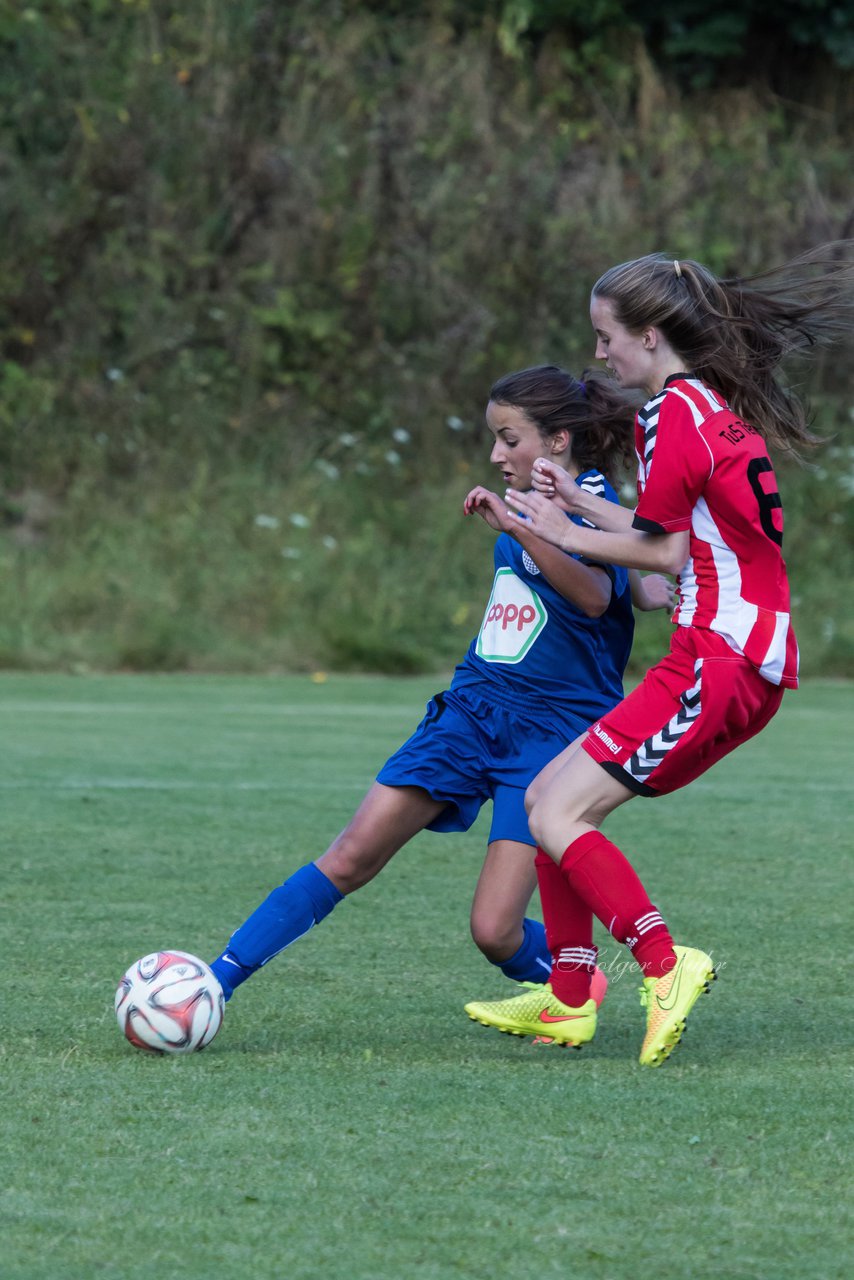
2, 673, 851, 1280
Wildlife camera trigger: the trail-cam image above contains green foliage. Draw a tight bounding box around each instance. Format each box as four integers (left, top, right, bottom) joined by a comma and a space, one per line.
0, 1, 852, 674
643, 1, 854, 77
2, 673, 852, 1278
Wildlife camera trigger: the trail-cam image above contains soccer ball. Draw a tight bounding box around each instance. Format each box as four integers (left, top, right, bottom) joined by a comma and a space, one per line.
115, 950, 224, 1054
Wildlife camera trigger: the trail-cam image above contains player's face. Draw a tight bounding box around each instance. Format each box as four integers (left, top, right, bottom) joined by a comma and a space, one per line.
591, 294, 655, 393
485, 401, 550, 490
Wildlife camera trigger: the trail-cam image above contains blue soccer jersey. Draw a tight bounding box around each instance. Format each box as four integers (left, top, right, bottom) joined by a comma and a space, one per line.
376, 469, 634, 844
451, 469, 633, 727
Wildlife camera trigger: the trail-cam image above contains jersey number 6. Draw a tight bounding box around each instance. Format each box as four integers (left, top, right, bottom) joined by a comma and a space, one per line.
746, 457, 783, 546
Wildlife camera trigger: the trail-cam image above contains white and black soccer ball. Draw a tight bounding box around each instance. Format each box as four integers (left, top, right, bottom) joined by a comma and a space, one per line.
115, 950, 224, 1054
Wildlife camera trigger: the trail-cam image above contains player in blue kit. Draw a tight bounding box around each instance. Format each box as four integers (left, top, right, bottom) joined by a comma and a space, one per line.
205, 365, 673, 1017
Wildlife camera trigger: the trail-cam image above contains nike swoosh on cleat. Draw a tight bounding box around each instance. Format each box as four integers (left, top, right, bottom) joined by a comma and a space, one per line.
539, 1009, 589, 1023
656, 964, 684, 1012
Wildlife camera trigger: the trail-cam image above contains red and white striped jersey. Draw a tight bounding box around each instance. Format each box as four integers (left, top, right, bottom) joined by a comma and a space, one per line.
633, 376, 799, 688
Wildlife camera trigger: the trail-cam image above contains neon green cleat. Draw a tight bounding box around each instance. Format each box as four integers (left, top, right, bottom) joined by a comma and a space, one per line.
638, 944, 716, 1067
465, 983, 597, 1048
518, 964, 608, 1007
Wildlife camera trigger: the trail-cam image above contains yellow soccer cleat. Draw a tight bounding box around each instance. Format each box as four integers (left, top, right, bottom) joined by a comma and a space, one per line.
638, 944, 716, 1067
465, 983, 597, 1048
517, 964, 608, 1007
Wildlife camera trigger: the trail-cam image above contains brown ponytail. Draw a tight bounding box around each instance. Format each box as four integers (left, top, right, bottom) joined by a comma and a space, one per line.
489, 365, 637, 483
592, 242, 854, 456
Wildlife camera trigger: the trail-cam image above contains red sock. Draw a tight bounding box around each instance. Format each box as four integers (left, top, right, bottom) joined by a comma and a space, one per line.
560, 831, 675, 978
535, 849, 597, 1006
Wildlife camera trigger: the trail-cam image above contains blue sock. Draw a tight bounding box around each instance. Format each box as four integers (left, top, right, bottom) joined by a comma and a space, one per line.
495, 917, 552, 984
210, 862, 343, 1000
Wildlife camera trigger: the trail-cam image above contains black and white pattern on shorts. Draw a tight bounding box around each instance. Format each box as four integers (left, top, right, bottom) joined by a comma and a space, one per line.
625, 660, 703, 785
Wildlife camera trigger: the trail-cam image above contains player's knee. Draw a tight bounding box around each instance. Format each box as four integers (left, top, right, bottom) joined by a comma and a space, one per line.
528, 791, 611, 854
317, 834, 381, 895
526, 793, 587, 851
470, 908, 519, 961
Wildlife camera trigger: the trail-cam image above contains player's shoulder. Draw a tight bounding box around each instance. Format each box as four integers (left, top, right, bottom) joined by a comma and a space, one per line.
658, 376, 730, 427
576, 468, 617, 504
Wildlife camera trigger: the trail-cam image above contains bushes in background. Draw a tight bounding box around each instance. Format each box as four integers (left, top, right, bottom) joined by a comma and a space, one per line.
1, 2, 852, 673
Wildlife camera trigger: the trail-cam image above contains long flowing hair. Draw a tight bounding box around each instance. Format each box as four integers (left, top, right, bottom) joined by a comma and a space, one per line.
489, 364, 637, 482
592, 242, 854, 455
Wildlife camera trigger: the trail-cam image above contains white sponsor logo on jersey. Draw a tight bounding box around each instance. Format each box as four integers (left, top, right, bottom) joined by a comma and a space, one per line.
476, 568, 547, 664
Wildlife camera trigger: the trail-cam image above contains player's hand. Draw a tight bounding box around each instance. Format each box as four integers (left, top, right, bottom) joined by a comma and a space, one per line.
633, 572, 677, 612
531, 458, 580, 511
464, 486, 513, 533
504, 487, 576, 550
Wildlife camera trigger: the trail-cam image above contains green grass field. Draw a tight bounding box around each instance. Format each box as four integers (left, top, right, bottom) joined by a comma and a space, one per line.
2, 673, 851, 1280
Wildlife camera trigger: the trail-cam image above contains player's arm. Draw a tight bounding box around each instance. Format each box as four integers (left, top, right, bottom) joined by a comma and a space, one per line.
524, 470, 674, 611
504, 492, 689, 575
512, 520, 612, 618
465, 484, 611, 617
516, 398, 706, 575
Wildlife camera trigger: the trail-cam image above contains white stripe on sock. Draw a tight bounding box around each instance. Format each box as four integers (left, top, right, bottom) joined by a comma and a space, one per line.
557, 947, 596, 967
636, 911, 662, 928
636, 913, 665, 935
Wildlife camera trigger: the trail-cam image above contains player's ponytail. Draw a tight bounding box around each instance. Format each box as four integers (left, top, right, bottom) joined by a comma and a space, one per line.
592, 242, 854, 456
574, 372, 637, 479
489, 364, 636, 483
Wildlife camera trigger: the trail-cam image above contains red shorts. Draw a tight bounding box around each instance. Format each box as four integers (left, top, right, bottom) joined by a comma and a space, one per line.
583, 627, 786, 796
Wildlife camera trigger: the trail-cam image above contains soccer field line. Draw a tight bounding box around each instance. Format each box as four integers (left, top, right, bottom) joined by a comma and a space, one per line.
0, 777, 371, 792
0, 701, 422, 718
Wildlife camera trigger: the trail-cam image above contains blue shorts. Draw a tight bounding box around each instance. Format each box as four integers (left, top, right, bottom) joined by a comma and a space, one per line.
375, 684, 591, 846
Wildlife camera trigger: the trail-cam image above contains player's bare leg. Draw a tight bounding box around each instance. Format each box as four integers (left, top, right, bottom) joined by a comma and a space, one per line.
317, 782, 447, 892
469, 839, 538, 963
526, 747, 634, 854
211, 783, 445, 998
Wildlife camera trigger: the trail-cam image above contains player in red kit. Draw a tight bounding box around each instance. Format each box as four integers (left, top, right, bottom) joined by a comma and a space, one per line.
464, 245, 854, 1065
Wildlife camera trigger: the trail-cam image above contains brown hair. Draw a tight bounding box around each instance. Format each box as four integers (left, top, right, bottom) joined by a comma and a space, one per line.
591, 243, 854, 455
488, 364, 636, 482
